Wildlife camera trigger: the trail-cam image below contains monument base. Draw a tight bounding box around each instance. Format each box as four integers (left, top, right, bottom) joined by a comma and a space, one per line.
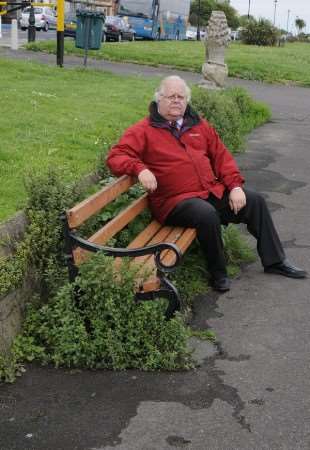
201, 62, 228, 88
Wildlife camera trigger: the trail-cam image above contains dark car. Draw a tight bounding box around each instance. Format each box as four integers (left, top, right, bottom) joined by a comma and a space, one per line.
103, 16, 135, 42
64, 13, 77, 38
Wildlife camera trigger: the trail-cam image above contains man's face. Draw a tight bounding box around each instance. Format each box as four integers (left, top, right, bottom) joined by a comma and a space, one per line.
157, 80, 188, 121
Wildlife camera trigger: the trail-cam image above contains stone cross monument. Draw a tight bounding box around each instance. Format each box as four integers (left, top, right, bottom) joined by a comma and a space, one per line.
201, 10, 230, 88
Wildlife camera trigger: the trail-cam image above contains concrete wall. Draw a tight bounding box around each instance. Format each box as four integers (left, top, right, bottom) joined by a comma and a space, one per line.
0, 212, 29, 353
0, 275, 35, 354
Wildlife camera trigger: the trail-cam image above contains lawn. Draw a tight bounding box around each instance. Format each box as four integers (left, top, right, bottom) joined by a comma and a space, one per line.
26, 40, 310, 87
0, 58, 158, 222
0, 57, 270, 223
228, 42, 310, 86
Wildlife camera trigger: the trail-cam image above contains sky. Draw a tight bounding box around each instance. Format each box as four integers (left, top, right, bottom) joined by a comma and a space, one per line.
229, 0, 310, 33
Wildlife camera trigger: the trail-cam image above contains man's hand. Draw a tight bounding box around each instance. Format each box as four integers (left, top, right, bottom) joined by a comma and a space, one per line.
229, 187, 246, 215
138, 169, 157, 193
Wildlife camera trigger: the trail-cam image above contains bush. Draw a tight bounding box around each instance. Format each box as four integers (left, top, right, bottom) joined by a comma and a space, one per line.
0, 169, 82, 300
191, 86, 271, 153
14, 253, 192, 371
297, 33, 310, 42
228, 87, 271, 135
240, 18, 279, 46
192, 87, 243, 151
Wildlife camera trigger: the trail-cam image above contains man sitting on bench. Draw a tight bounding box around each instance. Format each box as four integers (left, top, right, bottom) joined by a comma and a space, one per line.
107, 75, 307, 292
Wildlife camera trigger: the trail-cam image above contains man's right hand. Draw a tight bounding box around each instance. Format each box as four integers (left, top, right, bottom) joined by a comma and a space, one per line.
138, 169, 157, 193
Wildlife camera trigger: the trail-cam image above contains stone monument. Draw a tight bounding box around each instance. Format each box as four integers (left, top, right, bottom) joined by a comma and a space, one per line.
201, 10, 230, 89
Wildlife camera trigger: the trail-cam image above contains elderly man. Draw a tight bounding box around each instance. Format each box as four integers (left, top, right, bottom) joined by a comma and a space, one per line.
107, 76, 307, 291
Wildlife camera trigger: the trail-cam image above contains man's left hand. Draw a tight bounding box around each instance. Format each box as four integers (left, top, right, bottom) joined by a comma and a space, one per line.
229, 188, 246, 215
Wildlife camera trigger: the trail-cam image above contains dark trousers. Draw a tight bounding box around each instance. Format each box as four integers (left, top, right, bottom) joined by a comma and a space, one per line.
165, 189, 285, 277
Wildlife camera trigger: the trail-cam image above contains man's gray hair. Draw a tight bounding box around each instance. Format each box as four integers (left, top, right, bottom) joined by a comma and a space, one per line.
154, 76, 191, 103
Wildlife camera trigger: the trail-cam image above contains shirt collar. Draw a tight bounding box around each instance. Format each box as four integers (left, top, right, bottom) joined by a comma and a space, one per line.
175, 118, 183, 129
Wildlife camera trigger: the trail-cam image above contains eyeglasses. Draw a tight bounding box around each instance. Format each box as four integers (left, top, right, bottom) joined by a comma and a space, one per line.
161, 94, 186, 102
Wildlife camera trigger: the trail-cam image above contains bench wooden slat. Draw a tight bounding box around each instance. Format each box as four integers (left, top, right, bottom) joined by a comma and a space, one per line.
73, 194, 148, 265
131, 226, 178, 267
115, 227, 185, 289
161, 228, 196, 267
133, 227, 185, 274
90, 194, 149, 245
143, 226, 185, 266
113, 220, 162, 271
127, 220, 162, 249
135, 228, 196, 292
67, 175, 136, 229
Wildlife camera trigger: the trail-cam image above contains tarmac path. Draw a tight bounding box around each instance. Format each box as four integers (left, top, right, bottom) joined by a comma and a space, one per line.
0, 48, 310, 450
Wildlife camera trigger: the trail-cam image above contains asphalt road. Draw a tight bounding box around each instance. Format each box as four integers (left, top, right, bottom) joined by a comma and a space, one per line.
0, 51, 310, 450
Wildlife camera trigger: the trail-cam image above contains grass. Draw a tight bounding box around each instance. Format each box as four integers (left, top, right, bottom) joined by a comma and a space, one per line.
227, 42, 310, 86
0, 58, 158, 222
26, 39, 310, 87
0, 57, 269, 223
26, 39, 205, 71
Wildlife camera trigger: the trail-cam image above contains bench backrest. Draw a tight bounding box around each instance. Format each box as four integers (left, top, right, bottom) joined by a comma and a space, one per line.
66, 175, 149, 265
67, 175, 137, 229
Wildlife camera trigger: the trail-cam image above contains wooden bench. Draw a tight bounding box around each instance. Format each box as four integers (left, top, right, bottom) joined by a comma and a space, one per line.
62, 175, 196, 318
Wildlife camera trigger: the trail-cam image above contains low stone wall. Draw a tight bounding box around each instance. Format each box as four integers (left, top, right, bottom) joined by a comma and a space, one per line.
0, 172, 101, 354
0, 211, 27, 258
0, 275, 36, 354
0, 211, 29, 353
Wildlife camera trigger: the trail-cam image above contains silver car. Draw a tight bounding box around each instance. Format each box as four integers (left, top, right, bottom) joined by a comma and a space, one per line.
186, 26, 206, 40
20, 7, 57, 32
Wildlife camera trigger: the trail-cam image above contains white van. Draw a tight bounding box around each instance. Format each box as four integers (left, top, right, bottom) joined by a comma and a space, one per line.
20, 7, 57, 31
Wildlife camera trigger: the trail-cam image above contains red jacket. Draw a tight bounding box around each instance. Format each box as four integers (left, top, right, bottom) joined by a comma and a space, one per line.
107, 104, 244, 224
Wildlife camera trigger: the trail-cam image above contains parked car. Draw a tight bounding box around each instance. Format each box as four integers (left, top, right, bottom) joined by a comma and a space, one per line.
103, 16, 135, 42
230, 29, 241, 41
186, 26, 206, 40
200, 29, 207, 39
20, 6, 57, 31
186, 26, 197, 40
64, 13, 77, 38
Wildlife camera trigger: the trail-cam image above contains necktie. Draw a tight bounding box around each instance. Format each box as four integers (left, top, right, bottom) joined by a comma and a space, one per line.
170, 121, 179, 130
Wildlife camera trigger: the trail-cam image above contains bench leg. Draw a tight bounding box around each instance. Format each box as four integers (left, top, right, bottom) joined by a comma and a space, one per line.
135, 276, 181, 320
61, 213, 79, 282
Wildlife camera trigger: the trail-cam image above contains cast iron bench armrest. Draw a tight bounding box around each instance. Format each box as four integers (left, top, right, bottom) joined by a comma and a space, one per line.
69, 232, 183, 273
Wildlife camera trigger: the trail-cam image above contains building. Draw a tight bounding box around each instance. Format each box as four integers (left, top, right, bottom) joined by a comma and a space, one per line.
69, 0, 116, 15
1, 0, 55, 23
1, 0, 116, 23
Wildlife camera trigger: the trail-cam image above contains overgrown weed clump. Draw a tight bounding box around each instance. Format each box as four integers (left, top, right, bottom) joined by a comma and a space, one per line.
12, 254, 192, 371
192, 86, 271, 152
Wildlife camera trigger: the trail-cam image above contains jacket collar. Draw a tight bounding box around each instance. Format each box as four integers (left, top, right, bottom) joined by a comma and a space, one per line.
148, 101, 201, 134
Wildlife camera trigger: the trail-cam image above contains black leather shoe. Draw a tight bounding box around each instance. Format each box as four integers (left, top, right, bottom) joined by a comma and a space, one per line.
264, 261, 307, 279
211, 276, 231, 292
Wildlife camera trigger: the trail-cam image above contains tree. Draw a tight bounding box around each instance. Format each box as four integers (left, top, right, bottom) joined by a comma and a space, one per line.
239, 14, 255, 27
189, 0, 215, 27
295, 18, 306, 34
240, 18, 280, 46
215, 1, 240, 29
189, 0, 239, 29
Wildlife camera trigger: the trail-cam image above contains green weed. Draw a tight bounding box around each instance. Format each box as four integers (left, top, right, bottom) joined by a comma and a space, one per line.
12, 254, 193, 371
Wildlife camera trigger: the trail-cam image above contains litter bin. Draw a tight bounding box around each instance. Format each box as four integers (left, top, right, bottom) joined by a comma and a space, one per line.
75, 10, 105, 50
